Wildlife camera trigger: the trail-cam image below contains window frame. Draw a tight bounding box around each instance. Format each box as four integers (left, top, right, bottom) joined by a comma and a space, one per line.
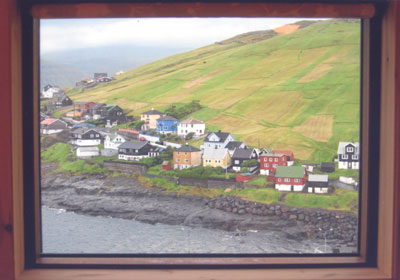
1, 0, 400, 279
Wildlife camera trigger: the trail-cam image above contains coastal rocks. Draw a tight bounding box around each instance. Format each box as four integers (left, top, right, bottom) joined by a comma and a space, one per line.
207, 195, 358, 246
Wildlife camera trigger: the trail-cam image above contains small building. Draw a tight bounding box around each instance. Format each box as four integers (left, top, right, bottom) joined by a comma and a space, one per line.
177, 118, 206, 137
73, 101, 95, 113
236, 173, 253, 182
104, 133, 127, 150
155, 115, 179, 134
274, 166, 307, 192
231, 147, 259, 172
259, 150, 287, 175
202, 148, 231, 169
201, 131, 235, 150
76, 146, 99, 159
94, 73, 108, 80
86, 103, 106, 120
118, 141, 159, 161
337, 142, 360, 169
55, 94, 73, 107
302, 163, 319, 173
307, 174, 329, 194
42, 84, 62, 99
40, 118, 67, 134
321, 162, 335, 173
141, 108, 165, 130
162, 161, 172, 170
173, 144, 202, 170
70, 128, 102, 146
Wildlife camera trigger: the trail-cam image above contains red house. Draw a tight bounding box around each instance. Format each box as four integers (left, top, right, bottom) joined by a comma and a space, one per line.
259, 150, 287, 175
274, 150, 295, 164
74, 101, 95, 113
162, 161, 172, 171
274, 166, 307, 192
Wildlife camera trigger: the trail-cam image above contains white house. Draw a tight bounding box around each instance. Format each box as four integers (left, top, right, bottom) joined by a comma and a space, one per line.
307, 174, 329, 194
337, 142, 360, 169
104, 133, 127, 150
40, 118, 67, 135
76, 146, 99, 159
42, 84, 62, 99
177, 118, 206, 137
70, 128, 102, 146
201, 131, 235, 150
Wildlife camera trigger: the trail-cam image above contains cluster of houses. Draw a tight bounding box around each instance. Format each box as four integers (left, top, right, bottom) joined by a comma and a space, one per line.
40, 102, 361, 194
75, 73, 115, 89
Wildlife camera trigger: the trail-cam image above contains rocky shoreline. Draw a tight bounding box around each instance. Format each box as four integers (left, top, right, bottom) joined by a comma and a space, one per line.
41, 164, 358, 253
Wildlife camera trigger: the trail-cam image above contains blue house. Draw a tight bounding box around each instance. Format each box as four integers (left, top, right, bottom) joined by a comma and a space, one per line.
155, 115, 179, 134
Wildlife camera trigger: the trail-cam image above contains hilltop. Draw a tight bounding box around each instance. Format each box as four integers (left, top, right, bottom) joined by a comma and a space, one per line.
67, 19, 360, 162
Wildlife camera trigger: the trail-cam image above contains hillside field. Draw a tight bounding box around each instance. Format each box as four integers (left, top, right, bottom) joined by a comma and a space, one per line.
68, 19, 360, 162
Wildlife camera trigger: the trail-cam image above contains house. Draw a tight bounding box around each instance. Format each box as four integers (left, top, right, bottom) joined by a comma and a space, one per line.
274, 166, 307, 192
76, 146, 99, 159
231, 147, 259, 172
118, 141, 159, 161
104, 133, 127, 150
337, 142, 360, 169
307, 174, 329, 194
273, 150, 295, 166
177, 118, 205, 137
66, 111, 83, 118
259, 150, 287, 175
86, 103, 106, 120
201, 131, 235, 150
173, 144, 202, 170
94, 73, 108, 80
141, 108, 165, 130
55, 94, 73, 107
155, 115, 179, 134
225, 141, 247, 156
41, 84, 62, 99
40, 118, 67, 134
74, 101, 95, 113
202, 148, 231, 169
321, 162, 335, 173
40, 112, 48, 122
97, 76, 113, 82
302, 163, 319, 173
162, 161, 172, 170
236, 173, 253, 182
70, 128, 102, 146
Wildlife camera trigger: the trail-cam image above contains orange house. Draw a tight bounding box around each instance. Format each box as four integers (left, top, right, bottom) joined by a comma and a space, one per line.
173, 144, 202, 170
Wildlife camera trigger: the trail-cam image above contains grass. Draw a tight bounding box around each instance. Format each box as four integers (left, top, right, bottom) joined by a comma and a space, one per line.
41, 143, 73, 163
65, 19, 360, 162
246, 175, 268, 187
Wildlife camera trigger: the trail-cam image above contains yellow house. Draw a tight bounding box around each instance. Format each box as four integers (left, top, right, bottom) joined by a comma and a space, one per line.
202, 148, 231, 169
140, 108, 164, 130
173, 145, 202, 170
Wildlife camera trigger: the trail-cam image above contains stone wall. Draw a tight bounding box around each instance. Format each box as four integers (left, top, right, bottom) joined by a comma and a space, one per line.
207, 195, 357, 246
177, 177, 262, 189
103, 160, 147, 175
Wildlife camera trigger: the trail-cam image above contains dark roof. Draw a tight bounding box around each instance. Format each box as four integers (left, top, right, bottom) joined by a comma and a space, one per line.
142, 109, 163, 115
205, 131, 232, 143
91, 103, 106, 110
104, 105, 122, 111
158, 115, 178, 121
176, 144, 201, 153
56, 94, 71, 102
225, 141, 244, 150
71, 128, 98, 135
321, 162, 335, 167
232, 147, 255, 159
119, 141, 149, 150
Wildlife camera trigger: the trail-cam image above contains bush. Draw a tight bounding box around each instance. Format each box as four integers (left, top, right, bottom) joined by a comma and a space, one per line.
164, 100, 202, 120
185, 132, 195, 140
241, 159, 258, 167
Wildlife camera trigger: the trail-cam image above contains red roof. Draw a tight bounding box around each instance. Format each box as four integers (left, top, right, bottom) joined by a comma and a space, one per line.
118, 128, 139, 135
274, 150, 294, 158
40, 118, 57, 125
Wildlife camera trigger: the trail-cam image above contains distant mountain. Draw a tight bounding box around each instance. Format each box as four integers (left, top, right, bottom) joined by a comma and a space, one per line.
68, 19, 361, 161
40, 59, 88, 90
41, 45, 190, 81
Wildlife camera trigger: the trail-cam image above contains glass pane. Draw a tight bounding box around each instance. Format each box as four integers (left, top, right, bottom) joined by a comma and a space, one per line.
40, 17, 360, 255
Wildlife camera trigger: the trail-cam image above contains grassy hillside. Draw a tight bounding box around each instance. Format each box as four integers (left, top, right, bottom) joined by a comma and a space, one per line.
68, 19, 360, 162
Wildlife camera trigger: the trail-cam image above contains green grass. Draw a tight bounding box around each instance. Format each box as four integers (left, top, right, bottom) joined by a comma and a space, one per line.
59, 160, 106, 174
246, 175, 268, 187
41, 143, 73, 163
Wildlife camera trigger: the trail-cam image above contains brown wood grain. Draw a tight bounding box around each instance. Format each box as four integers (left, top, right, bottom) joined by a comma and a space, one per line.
31, 2, 375, 19
0, 0, 15, 279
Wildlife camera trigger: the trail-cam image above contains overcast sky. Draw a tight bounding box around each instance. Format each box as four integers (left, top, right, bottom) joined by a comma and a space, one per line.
40, 18, 324, 54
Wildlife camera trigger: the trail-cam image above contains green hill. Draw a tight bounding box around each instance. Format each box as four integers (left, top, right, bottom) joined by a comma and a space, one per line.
68, 19, 360, 162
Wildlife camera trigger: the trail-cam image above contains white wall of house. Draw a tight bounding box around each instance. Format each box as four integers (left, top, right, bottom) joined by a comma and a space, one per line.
287, 161, 294, 166
174, 164, 190, 170
41, 129, 63, 135
260, 169, 271, 175
338, 161, 359, 169
177, 123, 206, 137
164, 141, 182, 149
275, 184, 305, 192
118, 154, 147, 161
308, 187, 328, 194
42, 88, 60, 99
76, 147, 99, 158
104, 135, 126, 150
339, 176, 357, 184
73, 139, 101, 146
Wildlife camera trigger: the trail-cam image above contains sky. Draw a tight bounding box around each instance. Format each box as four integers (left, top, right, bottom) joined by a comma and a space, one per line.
40, 18, 324, 54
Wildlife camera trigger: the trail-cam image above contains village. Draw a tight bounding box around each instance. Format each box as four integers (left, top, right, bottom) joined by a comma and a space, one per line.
40, 73, 360, 196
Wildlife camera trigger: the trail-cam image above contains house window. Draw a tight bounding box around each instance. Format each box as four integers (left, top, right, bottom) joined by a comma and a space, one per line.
90, 134, 94, 138
294, 179, 300, 183
184, 159, 188, 163
277, 178, 281, 182
347, 147, 354, 152
273, 164, 277, 168
235, 160, 239, 164
275, 158, 278, 162
269, 158, 272, 162
342, 155, 349, 160
265, 163, 269, 168
353, 155, 359, 160
176, 158, 180, 162
284, 178, 290, 183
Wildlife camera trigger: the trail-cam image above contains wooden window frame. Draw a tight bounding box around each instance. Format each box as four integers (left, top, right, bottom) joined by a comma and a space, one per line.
1, 0, 399, 279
